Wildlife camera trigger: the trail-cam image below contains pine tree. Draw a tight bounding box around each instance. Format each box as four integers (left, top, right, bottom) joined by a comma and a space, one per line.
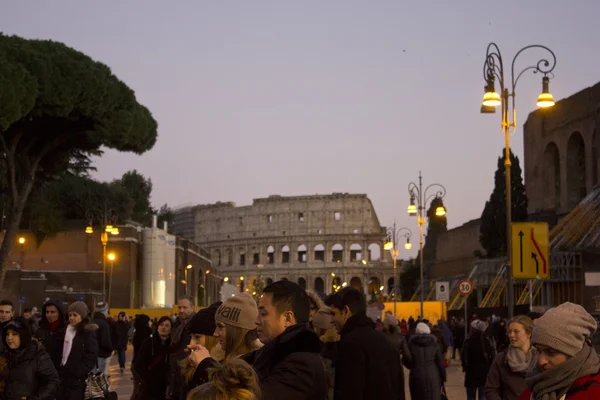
479, 149, 528, 257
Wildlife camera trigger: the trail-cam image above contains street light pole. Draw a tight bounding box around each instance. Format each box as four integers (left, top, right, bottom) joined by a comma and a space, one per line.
384, 222, 412, 316
107, 253, 116, 306
85, 207, 119, 302
408, 171, 447, 319
481, 43, 556, 318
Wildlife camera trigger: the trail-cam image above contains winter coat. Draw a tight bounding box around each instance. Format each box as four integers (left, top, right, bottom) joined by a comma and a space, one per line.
432, 327, 448, 355
334, 313, 405, 400
242, 324, 328, 400
404, 334, 446, 400
133, 334, 171, 400
34, 300, 67, 371
92, 312, 113, 358
113, 320, 130, 350
519, 371, 600, 399
167, 313, 195, 399
461, 330, 496, 388
485, 349, 529, 400
132, 315, 152, 362
56, 323, 99, 400
3, 340, 59, 400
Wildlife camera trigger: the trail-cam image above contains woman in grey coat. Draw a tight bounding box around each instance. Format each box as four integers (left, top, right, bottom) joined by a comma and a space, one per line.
403, 322, 446, 400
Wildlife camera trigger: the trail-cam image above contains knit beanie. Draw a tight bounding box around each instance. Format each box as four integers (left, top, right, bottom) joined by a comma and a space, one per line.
95, 301, 109, 316
531, 302, 597, 357
416, 322, 431, 335
189, 301, 222, 336
3, 317, 32, 350
312, 307, 334, 331
216, 292, 258, 330
384, 314, 399, 327
68, 301, 89, 319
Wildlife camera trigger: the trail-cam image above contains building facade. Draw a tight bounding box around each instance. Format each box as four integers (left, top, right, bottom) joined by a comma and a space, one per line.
524, 81, 600, 220
173, 193, 397, 297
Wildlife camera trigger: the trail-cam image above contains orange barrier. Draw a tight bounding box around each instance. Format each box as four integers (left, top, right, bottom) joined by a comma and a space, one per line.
380, 301, 447, 322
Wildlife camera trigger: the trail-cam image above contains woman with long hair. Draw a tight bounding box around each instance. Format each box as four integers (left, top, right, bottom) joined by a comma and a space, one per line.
186, 359, 260, 400
132, 316, 173, 400
56, 302, 99, 400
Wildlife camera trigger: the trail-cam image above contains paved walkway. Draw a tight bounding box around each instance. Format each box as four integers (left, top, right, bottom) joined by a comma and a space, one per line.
108, 345, 467, 399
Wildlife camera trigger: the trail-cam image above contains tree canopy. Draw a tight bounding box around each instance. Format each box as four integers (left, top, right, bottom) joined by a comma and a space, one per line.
115, 170, 154, 226
422, 197, 448, 264
479, 149, 528, 258
0, 34, 158, 286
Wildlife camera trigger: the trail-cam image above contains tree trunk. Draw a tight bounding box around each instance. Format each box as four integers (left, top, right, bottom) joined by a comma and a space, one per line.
0, 178, 35, 289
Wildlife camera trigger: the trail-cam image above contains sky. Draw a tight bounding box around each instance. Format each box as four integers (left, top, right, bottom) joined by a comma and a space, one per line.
2, 1, 600, 258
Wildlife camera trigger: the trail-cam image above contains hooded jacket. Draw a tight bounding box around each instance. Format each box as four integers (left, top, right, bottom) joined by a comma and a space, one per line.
34, 300, 67, 370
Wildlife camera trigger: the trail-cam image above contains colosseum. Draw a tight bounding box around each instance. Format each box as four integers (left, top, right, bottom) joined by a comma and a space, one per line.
172, 193, 398, 297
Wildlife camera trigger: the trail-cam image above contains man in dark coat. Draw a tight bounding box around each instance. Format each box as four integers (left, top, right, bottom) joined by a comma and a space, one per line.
243, 280, 328, 399
167, 295, 196, 400
34, 299, 67, 370
93, 301, 114, 374
326, 287, 406, 400
113, 311, 131, 373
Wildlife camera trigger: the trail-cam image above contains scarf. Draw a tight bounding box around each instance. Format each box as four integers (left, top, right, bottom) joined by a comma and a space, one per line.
525, 343, 600, 400
507, 345, 537, 373
48, 319, 60, 332
61, 325, 77, 366
172, 314, 193, 345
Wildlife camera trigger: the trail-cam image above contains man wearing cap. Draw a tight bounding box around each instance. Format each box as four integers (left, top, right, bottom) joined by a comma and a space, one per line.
93, 301, 113, 375
520, 302, 600, 400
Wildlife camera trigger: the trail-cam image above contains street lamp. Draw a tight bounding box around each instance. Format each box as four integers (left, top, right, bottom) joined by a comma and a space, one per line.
107, 253, 116, 306
407, 171, 447, 319
184, 264, 193, 296
481, 43, 556, 318
17, 236, 25, 269
384, 222, 412, 315
85, 208, 119, 301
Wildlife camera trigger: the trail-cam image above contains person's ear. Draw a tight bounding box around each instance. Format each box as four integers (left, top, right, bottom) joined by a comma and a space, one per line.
343, 305, 352, 318
282, 311, 295, 327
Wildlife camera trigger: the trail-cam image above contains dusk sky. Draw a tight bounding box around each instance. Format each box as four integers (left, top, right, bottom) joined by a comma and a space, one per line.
2, 1, 599, 257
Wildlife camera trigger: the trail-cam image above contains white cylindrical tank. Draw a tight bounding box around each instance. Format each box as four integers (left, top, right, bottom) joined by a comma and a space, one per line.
164, 234, 176, 306
142, 227, 167, 307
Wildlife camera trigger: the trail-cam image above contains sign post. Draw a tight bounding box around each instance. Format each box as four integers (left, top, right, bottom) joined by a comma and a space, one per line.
511, 222, 550, 280
458, 280, 473, 340
436, 281, 450, 302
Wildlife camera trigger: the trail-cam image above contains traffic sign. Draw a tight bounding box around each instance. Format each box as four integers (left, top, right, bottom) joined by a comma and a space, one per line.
436, 281, 450, 302
511, 222, 550, 280
458, 280, 473, 296
16, 296, 24, 303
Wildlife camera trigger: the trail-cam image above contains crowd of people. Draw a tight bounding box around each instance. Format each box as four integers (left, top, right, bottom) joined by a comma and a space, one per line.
1, 283, 600, 399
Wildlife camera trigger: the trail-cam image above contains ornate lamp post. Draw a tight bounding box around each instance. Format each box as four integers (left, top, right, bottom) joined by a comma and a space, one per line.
481, 43, 556, 318
384, 222, 412, 315
407, 171, 447, 319
85, 208, 119, 301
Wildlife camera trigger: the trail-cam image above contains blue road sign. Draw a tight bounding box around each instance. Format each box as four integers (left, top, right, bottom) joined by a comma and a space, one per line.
16, 296, 24, 303
76, 295, 84, 301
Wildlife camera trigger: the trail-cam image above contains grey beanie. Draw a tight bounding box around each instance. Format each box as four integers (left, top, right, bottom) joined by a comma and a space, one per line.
531, 302, 597, 357
68, 301, 89, 319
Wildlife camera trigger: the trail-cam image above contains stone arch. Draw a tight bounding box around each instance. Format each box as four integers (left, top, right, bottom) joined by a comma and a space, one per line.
281, 277, 288, 282
314, 244, 325, 262
281, 245, 290, 264
332, 244, 343, 263
238, 248, 246, 266
266, 278, 274, 285
267, 245, 275, 264
368, 243, 381, 261
224, 248, 232, 266
297, 244, 307, 263
543, 142, 561, 209
368, 276, 381, 295
567, 132, 587, 208
298, 277, 306, 290
350, 243, 362, 262
387, 277, 394, 295
349, 277, 362, 291
314, 277, 325, 293
214, 249, 221, 266
331, 277, 342, 292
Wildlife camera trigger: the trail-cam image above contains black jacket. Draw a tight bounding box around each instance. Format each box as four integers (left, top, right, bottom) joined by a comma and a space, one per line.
334, 313, 405, 400
133, 334, 171, 400
405, 334, 446, 400
58, 323, 99, 381
3, 340, 59, 400
462, 330, 496, 388
113, 320, 130, 350
243, 324, 328, 400
34, 300, 67, 370
93, 312, 113, 358
132, 315, 152, 362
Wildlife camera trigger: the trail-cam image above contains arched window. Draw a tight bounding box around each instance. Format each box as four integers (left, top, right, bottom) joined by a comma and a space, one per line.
368, 276, 381, 295
349, 277, 362, 291
350, 244, 362, 262
331, 277, 342, 293
314, 277, 324, 293
297, 244, 307, 263
298, 277, 306, 290
281, 245, 290, 264
332, 244, 343, 263
368, 243, 381, 261
543, 142, 561, 209
567, 132, 587, 208
387, 277, 394, 296
314, 244, 325, 262
267, 245, 275, 264
214, 249, 221, 266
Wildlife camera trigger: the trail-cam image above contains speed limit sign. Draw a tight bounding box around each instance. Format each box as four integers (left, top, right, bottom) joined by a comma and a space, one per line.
458, 279, 473, 296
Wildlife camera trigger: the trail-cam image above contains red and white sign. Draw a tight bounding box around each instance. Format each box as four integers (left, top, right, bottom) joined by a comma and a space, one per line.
458, 279, 473, 296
